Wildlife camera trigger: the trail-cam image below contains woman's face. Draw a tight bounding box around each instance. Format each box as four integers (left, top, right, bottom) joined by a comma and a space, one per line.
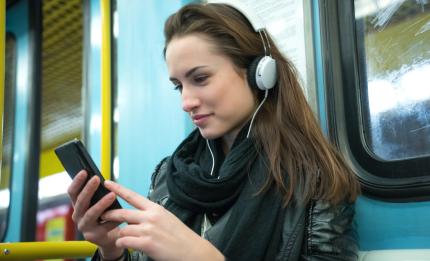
165, 34, 256, 144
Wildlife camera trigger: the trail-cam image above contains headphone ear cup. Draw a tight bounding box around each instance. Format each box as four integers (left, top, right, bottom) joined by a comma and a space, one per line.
247, 56, 277, 91
256, 56, 277, 90
247, 56, 264, 91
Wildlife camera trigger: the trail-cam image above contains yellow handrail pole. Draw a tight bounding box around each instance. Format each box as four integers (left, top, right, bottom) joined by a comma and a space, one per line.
0, 241, 97, 261
0, 0, 5, 161
101, 0, 111, 180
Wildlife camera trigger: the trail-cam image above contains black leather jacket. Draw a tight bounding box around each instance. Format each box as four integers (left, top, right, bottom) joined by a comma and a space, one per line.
93, 158, 358, 261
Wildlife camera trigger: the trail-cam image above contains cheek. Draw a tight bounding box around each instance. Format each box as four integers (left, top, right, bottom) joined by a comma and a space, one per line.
205, 79, 231, 107
207, 69, 255, 116
220, 82, 255, 117
236, 86, 257, 118
232, 76, 255, 105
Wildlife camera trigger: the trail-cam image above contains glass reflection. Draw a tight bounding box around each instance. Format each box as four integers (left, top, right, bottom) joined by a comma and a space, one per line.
355, 0, 430, 160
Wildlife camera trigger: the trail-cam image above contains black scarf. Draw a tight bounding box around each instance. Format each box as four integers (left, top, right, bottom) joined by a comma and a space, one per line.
164, 128, 285, 260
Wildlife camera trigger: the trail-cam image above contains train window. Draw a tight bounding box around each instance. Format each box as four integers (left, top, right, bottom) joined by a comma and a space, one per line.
0, 33, 17, 241
320, 0, 430, 199
37, 0, 83, 242
40, 0, 83, 153
355, 0, 430, 161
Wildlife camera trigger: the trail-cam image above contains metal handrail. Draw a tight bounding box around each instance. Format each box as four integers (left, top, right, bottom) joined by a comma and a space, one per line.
0, 241, 97, 260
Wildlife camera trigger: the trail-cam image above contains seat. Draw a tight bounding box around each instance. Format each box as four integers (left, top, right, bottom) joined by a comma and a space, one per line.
359, 250, 430, 261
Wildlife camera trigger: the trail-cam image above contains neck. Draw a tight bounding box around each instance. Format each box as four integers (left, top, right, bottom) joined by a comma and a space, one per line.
221, 132, 237, 155
221, 120, 250, 154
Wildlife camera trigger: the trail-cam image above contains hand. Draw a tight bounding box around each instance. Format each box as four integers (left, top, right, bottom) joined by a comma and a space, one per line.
101, 180, 225, 261
67, 170, 125, 260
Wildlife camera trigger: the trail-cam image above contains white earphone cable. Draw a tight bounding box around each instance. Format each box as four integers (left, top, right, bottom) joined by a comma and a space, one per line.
206, 139, 215, 176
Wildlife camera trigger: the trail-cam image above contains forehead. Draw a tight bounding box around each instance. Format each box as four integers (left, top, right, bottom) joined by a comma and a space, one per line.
165, 34, 219, 69
166, 33, 216, 55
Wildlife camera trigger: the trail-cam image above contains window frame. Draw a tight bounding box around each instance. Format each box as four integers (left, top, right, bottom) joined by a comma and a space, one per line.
317, 0, 430, 201
0, 32, 18, 242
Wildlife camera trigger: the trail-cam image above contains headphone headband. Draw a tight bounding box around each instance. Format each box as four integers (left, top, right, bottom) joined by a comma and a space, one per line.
206, 0, 278, 91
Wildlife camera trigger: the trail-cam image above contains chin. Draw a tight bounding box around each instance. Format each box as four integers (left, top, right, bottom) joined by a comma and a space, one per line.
198, 128, 223, 140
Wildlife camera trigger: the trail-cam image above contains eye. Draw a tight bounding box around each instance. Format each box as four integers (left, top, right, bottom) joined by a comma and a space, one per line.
172, 81, 182, 91
194, 75, 208, 85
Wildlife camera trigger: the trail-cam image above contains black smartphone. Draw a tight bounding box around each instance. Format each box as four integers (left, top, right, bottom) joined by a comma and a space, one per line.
55, 139, 122, 211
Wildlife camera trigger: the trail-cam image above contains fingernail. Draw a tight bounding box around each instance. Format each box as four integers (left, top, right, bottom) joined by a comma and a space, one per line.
104, 180, 113, 185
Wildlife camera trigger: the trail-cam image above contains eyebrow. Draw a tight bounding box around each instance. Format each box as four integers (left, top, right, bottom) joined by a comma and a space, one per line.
169, 66, 208, 81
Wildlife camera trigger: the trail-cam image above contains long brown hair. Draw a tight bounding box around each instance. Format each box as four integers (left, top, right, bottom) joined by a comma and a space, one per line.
164, 3, 360, 206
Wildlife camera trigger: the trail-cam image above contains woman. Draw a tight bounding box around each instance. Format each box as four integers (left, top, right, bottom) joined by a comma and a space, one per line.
68, 3, 360, 261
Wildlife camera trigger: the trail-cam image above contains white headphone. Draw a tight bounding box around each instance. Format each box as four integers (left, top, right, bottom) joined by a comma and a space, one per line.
208, 0, 278, 91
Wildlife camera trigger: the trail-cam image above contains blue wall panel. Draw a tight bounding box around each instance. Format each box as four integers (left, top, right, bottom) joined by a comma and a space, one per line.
116, 1, 193, 204
356, 196, 430, 250
86, 0, 102, 168
311, 0, 328, 137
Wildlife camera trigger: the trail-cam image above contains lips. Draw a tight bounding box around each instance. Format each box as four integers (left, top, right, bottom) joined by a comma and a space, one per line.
192, 114, 209, 120
192, 114, 211, 126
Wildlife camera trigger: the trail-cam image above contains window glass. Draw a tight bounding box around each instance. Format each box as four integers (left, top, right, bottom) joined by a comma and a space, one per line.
355, 0, 430, 161
0, 33, 17, 240
37, 0, 83, 242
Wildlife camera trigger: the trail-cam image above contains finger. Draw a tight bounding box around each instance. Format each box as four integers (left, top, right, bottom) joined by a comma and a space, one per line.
102, 209, 145, 224
78, 192, 121, 231
104, 180, 152, 210
73, 176, 100, 219
67, 170, 88, 204
85, 192, 118, 223
118, 224, 148, 237
116, 236, 152, 252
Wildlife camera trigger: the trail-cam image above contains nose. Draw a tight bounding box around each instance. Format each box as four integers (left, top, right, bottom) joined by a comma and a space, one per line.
181, 86, 200, 112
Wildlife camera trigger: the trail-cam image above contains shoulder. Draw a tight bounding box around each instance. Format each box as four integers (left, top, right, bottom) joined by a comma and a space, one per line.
276, 200, 358, 260
304, 200, 358, 260
147, 156, 170, 205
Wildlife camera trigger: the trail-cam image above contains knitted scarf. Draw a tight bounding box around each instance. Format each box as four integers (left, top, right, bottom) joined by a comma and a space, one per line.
164, 128, 285, 260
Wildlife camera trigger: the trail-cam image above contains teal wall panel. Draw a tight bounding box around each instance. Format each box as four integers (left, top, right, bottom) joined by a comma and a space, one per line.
116, 1, 193, 205
85, 0, 102, 168
356, 196, 430, 250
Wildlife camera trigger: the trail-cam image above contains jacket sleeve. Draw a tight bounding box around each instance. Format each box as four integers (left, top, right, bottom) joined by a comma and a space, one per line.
301, 200, 359, 261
